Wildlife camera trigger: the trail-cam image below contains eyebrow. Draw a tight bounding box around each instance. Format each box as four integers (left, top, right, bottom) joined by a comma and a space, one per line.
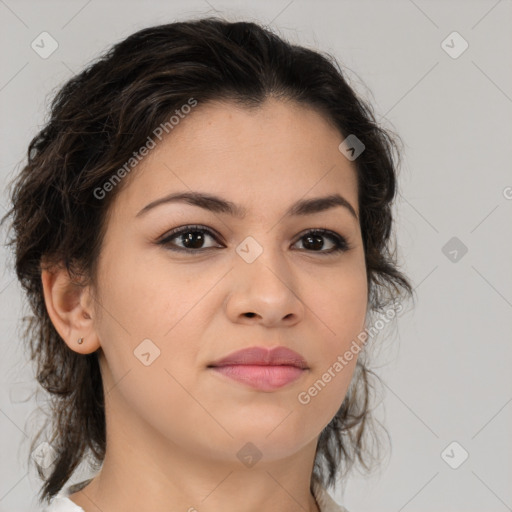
136, 191, 358, 221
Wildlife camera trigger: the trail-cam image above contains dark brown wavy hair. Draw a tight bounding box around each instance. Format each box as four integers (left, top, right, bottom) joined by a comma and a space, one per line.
1, 16, 414, 504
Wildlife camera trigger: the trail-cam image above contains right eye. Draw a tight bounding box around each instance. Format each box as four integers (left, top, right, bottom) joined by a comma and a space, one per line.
157, 225, 224, 253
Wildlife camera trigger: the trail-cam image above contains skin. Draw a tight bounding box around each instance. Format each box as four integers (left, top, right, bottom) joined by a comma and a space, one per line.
41, 97, 368, 512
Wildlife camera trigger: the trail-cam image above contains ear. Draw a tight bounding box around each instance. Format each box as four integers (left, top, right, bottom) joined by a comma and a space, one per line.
41, 262, 101, 354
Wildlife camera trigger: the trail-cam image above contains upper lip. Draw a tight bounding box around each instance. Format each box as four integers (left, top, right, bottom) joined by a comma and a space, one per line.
208, 346, 309, 369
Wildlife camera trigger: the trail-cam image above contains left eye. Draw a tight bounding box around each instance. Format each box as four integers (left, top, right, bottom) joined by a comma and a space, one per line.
157, 225, 350, 254
294, 229, 349, 253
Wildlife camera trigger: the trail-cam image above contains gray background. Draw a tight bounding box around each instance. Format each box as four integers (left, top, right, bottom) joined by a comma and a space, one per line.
1, 1, 511, 511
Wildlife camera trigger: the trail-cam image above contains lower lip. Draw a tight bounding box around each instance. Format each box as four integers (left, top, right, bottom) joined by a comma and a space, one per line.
210, 364, 306, 391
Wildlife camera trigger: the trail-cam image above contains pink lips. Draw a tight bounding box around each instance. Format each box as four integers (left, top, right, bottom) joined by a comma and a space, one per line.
208, 346, 308, 391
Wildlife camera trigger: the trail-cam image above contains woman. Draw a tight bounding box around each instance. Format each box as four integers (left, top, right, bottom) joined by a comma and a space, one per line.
3, 17, 413, 512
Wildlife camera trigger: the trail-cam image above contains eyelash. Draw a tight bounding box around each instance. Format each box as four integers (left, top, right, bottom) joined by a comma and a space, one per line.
156, 224, 351, 255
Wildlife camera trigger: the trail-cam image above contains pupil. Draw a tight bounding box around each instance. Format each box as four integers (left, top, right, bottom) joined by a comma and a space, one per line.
304, 234, 323, 250
182, 231, 204, 249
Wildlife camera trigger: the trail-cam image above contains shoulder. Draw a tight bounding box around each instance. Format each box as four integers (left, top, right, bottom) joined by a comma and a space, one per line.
312, 480, 350, 512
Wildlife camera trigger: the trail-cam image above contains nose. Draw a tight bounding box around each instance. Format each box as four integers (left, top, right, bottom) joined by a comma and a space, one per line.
224, 250, 306, 327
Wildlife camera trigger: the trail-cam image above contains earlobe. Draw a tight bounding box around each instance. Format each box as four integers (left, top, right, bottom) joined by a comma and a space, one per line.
40, 264, 100, 354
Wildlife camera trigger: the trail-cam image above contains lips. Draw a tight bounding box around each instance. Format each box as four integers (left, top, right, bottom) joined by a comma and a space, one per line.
208, 346, 309, 391
208, 346, 309, 369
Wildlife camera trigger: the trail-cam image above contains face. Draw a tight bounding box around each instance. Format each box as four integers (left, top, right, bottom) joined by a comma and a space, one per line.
88, 97, 368, 464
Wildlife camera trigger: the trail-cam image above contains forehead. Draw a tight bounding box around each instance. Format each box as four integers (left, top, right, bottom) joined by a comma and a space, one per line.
111, 98, 359, 219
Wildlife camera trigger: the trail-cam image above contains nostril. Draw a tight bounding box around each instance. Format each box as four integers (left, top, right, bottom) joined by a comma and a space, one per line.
245, 312, 256, 318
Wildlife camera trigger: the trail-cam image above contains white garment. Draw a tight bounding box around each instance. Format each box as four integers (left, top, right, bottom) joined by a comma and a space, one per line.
312, 480, 350, 512
42, 479, 349, 512
42, 495, 84, 512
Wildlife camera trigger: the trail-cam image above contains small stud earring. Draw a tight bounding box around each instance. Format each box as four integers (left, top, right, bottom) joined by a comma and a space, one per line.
77, 337, 84, 345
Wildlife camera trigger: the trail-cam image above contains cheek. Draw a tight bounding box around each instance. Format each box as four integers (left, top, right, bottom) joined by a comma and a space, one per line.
295, 260, 367, 421
94, 248, 188, 338
306, 259, 368, 346
92, 250, 210, 391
